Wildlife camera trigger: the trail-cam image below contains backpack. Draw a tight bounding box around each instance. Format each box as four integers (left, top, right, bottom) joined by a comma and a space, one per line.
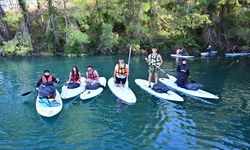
186, 82, 200, 91
152, 83, 169, 93
39, 85, 56, 99
67, 83, 80, 89
85, 83, 102, 90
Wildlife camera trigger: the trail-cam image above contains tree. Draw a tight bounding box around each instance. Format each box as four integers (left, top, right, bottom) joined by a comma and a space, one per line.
0, 5, 10, 39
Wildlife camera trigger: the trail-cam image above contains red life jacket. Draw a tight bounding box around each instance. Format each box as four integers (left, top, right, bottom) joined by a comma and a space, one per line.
70, 72, 79, 82
41, 75, 53, 85
115, 63, 128, 76
88, 70, 98, 80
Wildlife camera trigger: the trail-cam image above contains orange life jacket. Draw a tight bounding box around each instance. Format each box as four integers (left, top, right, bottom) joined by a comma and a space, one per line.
88, 70, 98, 80
41, 75, 53, 85
70, 72, 79, 82
115, 63, 128, 76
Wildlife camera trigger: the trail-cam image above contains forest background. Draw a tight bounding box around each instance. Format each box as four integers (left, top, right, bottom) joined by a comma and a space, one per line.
0, 0, 249, 56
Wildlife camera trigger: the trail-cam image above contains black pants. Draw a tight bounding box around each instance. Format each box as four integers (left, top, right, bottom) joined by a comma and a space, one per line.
115, 76, 126, 84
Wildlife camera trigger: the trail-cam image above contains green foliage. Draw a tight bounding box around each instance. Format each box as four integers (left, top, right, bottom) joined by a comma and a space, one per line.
3, 10, 23, 29
2, 0, 249, 55
99, 23, 117, 53
65, 28, 90, 54
0, 31, 32, 56
226, 9, 250, 45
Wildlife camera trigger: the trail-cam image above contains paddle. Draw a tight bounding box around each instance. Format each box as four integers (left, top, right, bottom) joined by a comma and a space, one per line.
226, 59, 240, 68
145, 58, 170, 79
155, 66, 170, 79
125, 45, 132, 88
21, 90, 36, 96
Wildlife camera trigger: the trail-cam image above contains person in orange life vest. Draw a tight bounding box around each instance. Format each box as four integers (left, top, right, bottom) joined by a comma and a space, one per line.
36, 70, 60, 99
114, 58, 129, 87
85, 65, 100, 85
145, 48, 163, 88
68, 66, 81, 84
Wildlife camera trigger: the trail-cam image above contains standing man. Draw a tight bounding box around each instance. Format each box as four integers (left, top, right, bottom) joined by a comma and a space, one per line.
114, 58, 129, 87
145, 48, 163, 87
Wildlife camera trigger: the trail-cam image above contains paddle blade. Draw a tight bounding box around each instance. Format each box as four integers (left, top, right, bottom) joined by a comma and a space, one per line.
21, 91, 33, 96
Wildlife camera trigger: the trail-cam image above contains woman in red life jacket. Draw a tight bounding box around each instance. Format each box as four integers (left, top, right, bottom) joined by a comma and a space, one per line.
85, 65, 100, 85
36, 70, 60, 99
68, 66, 81, 84
113, 58, 129, 87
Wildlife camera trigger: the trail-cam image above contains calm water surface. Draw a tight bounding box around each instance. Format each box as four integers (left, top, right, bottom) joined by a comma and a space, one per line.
0, 55, 249, 149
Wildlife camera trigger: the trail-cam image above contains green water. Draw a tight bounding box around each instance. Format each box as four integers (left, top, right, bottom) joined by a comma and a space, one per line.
0, 55, 249, 149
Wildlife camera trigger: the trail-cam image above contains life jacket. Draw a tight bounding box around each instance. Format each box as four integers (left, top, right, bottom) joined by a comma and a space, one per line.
115, 63, 128, 76
70, 72, 79, 82
149, 53, 160, 66
88, 70, 98, 80
41, 75, 53, 86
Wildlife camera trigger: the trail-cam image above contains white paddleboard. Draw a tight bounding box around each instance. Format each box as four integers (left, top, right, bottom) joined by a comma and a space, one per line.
135, 79, 184, 102
80, 77, 106, 100
159, 75, 219, 99
108, 77, 136, 104
60, 77, 86, 99
36, 90, 63, 117
171, 54, 194, 58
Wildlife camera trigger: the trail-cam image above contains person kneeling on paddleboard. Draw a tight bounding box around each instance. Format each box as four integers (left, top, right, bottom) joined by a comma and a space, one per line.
67, 66, 81, 89
176, 59, 190, 88
36, 70, 60, 99
85, 65, 100, 85
114, 58, 129, 87
145, 48, 163, 88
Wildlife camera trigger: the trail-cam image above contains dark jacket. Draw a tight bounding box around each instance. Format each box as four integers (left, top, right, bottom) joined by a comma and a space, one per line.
176, 64, 189, 87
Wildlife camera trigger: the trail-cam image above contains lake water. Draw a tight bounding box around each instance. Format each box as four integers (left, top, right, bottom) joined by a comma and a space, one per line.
0, 55, 249, 149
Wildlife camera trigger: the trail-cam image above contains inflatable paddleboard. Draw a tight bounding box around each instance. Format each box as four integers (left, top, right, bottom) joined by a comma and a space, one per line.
171, 54, 194, 58
135, 79, 184, 102
80, 77, 106, 100
61, 77, 85, 99
36, 90, 63, 117
108, 77, 136, 104
225, 53, 250, 57
159, 75, 219, 99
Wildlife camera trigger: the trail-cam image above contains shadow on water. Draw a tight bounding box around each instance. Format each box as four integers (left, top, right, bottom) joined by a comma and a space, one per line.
115, 98, 129, 113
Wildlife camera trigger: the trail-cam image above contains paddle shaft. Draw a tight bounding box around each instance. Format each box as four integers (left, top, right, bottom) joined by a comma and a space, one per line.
126, 45, 132, 88
145, 58, 169, 78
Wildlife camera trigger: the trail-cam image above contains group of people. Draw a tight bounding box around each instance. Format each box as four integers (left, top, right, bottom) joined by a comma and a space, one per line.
36, 58, 131, 99
227, 45, 240, 53
176, 47, 189, 56
36, 47, 192, 100
147, 48, 190, 88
